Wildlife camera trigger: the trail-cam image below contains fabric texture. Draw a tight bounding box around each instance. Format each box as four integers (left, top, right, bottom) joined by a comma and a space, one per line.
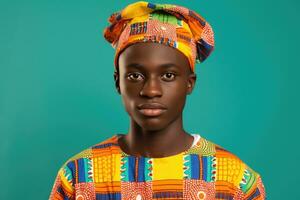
103, 1, 215, 72
49, 134, 266, 199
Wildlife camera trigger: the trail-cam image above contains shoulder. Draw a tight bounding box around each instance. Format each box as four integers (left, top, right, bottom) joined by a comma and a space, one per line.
57, 134, 120, 178
50, 135, 120, 198
190, 136, 266, 197
61, 134, 120, 166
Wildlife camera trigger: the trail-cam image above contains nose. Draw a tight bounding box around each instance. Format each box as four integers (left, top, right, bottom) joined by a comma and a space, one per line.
139, 76, 162, 98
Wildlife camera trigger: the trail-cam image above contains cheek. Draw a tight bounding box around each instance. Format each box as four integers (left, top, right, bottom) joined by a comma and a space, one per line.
171, 83, 189, 110
169, 92, 187, 112
166, 81, 188, 102
120, 93, 136, 118
119, 79, 140, 114
119, 75, 140, 94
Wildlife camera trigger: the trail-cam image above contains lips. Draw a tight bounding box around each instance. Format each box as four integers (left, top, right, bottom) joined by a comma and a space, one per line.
137, 103, 167, 117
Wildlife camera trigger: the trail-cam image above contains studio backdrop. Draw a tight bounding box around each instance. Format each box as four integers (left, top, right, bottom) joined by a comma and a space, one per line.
0, 0, 299, 199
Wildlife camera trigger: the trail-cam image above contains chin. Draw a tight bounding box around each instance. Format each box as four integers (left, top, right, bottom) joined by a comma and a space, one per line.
136, 118, 168, 131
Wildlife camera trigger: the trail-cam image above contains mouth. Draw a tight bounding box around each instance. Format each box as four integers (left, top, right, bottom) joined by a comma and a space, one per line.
137, 103, 167, 117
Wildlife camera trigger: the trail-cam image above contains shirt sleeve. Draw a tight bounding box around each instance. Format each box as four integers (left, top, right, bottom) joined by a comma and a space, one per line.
237, 166, 267, 200
49, 164, 75, 200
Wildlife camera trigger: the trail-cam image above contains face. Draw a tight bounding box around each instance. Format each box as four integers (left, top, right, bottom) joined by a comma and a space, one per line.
115, 42, 196, 131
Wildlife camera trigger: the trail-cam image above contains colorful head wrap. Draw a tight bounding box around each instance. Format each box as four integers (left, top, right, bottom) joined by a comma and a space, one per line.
103, 1, 215, 73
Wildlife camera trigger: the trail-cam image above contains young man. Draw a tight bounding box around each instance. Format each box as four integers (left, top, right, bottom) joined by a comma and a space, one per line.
50, 2, 266, 199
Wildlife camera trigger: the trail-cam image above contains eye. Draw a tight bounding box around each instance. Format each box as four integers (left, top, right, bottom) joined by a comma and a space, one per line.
127, 72, 144, 81
161, 72, 176, 81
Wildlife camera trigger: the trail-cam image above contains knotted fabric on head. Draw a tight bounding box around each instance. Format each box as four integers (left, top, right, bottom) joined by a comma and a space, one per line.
103, 1, 215, 73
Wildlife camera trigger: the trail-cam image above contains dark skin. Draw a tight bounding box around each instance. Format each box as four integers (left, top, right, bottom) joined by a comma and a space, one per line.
114, 42, 197, 158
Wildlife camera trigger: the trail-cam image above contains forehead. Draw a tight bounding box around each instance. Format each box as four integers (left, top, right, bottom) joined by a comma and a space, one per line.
118, 42, 190, 72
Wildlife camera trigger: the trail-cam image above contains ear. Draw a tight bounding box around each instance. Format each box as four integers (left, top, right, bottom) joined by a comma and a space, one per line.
113, 71, 121, 94
187, 73, 197, 95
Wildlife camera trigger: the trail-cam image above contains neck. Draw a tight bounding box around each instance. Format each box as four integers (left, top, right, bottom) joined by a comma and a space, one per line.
121, 114, 193, 158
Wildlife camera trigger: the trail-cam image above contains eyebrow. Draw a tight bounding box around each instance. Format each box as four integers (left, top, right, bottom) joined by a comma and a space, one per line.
125, 63, 179, 69
125, 63, 143, 69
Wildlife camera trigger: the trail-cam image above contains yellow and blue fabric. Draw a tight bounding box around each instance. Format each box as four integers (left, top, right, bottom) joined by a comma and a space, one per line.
103, 1, 215, 72
50, 134, 266, 199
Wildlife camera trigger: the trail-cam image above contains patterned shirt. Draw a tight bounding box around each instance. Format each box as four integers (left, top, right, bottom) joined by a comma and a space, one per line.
49, 134, 266, 199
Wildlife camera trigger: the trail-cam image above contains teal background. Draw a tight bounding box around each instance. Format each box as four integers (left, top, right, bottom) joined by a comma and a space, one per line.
1, 0, 299, 199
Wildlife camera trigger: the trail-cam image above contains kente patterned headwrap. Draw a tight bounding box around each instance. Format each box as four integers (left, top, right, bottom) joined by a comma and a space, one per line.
103, 1, 215, 72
